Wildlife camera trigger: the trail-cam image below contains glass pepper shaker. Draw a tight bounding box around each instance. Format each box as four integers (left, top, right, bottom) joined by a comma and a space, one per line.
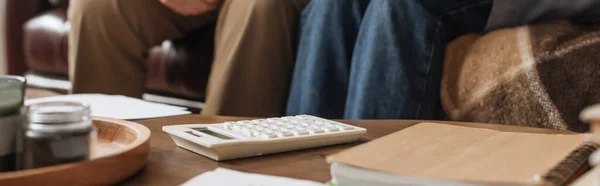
17, 101, 96, 170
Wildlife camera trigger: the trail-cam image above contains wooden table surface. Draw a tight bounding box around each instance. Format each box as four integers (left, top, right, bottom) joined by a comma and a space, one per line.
119, 115, 571, 185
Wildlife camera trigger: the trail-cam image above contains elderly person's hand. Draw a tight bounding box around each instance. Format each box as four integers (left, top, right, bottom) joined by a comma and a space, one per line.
160, 0, 221, 15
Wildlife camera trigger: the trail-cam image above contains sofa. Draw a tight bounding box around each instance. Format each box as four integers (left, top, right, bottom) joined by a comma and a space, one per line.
2, 0, 215, 102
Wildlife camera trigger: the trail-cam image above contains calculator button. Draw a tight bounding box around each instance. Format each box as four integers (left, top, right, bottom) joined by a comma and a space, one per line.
309, 129, 324, 134
270, 118, 284, 122
325, 127, 339, 132
280, 116, 294, 121
292, 130, 309, 135
260, 133, 278, 139
340, 126, 354, 130
253, 129, 264, 133
301, 119, 313, 123
243, 130, 255, 136
276, 132, 294, 137
325, 125, 338, 129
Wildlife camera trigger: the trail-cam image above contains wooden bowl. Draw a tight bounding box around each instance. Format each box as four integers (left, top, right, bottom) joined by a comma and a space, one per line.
0, 117, 151, 185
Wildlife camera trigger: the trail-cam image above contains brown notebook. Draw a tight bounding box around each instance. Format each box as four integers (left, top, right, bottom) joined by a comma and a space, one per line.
327, 123, 597, 185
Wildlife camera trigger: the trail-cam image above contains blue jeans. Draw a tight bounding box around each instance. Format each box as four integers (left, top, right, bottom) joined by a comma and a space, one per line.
286, 0, 492, 119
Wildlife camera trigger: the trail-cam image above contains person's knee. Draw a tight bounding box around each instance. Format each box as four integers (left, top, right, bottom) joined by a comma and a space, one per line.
309, 0, 347, 7
68, 0, 113, 21
229, 0, 296, 12
301, 0, 371, 19
308, 0, 369, 11
364, 0, 431, 23
368, 0, 426, 15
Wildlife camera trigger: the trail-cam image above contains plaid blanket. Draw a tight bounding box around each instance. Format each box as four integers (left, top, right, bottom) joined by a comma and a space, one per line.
441, 20, 600, 132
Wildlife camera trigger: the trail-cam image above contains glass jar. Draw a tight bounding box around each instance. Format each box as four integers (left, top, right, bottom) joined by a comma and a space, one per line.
0, 75, 25, 172
17, 102, 96, 170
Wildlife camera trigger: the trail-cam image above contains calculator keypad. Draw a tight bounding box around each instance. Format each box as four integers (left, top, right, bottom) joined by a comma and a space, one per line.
221, 115, 355, 139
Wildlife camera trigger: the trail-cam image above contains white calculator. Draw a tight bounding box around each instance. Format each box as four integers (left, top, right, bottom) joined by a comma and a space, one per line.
163, 115, 367, 161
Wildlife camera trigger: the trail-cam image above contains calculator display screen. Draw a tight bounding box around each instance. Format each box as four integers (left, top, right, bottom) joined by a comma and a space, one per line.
192, 128, 235, 140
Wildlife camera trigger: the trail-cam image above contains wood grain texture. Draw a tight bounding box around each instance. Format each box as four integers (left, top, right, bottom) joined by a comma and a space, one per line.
0, 117, 150, 186
118, 115, 572, 185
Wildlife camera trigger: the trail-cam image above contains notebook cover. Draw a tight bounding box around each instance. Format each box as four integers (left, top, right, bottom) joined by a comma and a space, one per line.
327, 123, 585, 185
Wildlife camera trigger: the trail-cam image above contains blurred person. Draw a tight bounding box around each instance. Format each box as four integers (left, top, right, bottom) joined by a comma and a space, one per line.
286, 0, 600, 119
68, 0, 308, 117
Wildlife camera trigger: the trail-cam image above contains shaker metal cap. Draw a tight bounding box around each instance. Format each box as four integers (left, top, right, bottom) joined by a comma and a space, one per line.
0, 75, 26, 116
25, 102, 91, 124
580, 104, 600, 123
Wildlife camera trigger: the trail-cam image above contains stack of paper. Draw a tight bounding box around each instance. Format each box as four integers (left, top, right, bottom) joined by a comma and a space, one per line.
182, 168, 324, 186
25, 94, 191, 120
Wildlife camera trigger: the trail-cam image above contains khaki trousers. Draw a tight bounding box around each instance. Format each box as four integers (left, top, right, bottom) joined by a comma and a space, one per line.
68, 0, 308, 117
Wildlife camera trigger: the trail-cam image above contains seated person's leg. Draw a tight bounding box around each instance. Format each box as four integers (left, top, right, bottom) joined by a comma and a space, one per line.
68, 0, 215, 97
344, 0, 443, 119
286, 0, 371, 118
344, 0, 491, 119
202, 0, 308, 117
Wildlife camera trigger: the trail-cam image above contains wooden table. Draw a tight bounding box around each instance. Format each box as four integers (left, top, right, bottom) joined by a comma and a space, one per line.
120, 115, 571, 185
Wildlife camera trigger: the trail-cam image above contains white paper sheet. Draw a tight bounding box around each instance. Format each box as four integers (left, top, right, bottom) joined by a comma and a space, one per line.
25, 94, 191, 120
182, 168, 325, 186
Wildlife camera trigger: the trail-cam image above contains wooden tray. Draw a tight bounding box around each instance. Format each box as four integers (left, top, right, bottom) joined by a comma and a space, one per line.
0, 117, 151, 185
